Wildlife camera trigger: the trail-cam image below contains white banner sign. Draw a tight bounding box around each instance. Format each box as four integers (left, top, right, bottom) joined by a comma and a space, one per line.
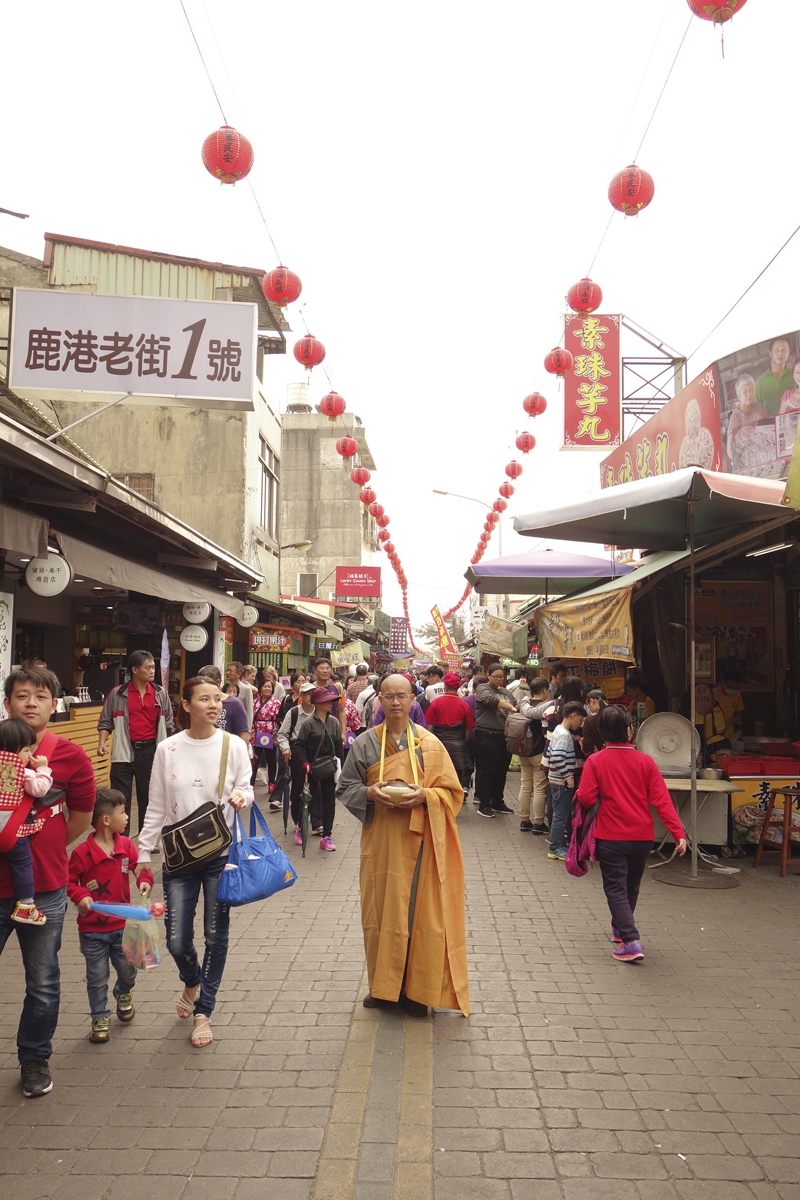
9, 288, 257, 410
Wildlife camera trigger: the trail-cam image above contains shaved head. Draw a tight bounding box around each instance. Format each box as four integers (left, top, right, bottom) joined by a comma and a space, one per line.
380, 673, 413, 696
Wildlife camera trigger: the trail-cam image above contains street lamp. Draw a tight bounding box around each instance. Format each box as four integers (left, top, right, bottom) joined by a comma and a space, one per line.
280, 539, 313, 552
432, 489, 507, 618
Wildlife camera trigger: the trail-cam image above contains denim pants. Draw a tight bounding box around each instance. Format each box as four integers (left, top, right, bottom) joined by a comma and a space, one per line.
162, 856, 230, 1017
79, 928, 137, 1018
0, 886, 68, 1063
5, 835, 35, 899
548, 781, 574, 853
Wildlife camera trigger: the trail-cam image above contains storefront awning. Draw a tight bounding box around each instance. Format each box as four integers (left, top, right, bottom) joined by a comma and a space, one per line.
0, 503, 49, 558
56, 533, 250, 620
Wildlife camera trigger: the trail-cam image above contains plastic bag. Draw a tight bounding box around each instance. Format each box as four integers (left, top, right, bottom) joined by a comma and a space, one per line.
121, 884, 161, 969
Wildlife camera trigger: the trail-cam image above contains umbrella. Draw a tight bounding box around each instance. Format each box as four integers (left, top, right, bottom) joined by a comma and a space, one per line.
466, 547, 635, 597
513, 468, 790, 879
281, 757, 292, 836
300, 768, 312, 858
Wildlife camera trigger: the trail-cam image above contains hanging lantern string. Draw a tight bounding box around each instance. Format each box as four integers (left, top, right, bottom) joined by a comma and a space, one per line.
178, 0, 229, 123
246, 181, 283, 269
604, 0, 673, 179
686, 219, 800, 367
630, 13, 693, 163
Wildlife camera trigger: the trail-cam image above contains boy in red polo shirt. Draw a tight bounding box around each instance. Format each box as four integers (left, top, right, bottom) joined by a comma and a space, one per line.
68, 789, 154, 1043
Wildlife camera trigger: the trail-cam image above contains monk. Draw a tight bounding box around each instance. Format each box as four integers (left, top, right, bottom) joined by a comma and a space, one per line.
336, 674, 469, 1018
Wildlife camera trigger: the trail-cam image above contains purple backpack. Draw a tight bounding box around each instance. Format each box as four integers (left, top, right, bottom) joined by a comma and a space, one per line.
565, 795, 600, 877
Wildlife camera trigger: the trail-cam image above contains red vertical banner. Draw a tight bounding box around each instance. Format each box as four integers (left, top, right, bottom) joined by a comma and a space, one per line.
563, 313, 622, 449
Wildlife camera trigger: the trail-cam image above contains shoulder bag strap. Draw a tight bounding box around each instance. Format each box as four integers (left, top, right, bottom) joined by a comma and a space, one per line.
218, 732, 230, 801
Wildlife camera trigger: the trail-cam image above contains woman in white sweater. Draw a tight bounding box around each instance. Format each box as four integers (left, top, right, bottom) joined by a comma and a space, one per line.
138, 676, 253, 1047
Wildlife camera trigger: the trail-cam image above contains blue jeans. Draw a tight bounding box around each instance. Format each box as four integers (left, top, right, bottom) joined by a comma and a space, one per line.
548, 781, 574, 853
79, 929, 137, 1019
162, 856, 230, 1017
0, 886, 68, 1063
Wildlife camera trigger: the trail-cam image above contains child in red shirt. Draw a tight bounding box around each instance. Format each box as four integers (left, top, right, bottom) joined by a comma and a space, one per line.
0, 718, 54, 926
67, 789, 154, 1042
576, 705, 686, 963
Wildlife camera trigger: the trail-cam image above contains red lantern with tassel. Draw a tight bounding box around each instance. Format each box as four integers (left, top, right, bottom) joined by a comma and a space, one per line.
377, 514, 390, 528
505, 460, 523, 480
351, 466, 370, 486
319, 391, 345, 420
487, 510, 500, 525
294, 336, 326, 372
516, 431, 536, 454
567, 278, 603, 315
368, 502, 384, 519
378, 529, 391, 542
359, 487, 376, 505
608, 165, 655, 216
384, 542, 395, 554
523, 393, 547, 417
335, 436, 358, 459
493, 498, 508, 513
499, 482, 515, 498
687, 0, 747, 23
544, 347, 574, 377
201, 126, 254, 184
262, 267, 302, 308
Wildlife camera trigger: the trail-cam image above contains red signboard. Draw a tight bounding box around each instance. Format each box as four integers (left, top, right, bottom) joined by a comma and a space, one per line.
334, 566, 382, 597
249, 627, 292, 652
563, 314, 622, 449
600, 367, 723, 487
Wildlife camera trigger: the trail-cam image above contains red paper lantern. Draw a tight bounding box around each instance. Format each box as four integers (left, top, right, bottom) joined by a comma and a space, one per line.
319, 390, 345, 420
359, 487, 376, 505
262, 266, 302, 308
368, 502, 384, 519
499, 482, 515, 498
480, 534, 490, 545
523, 393, 547, 418
335, 436, 358, 459
378, 529, 391, 542
687, 0, 747, 22
377, 514, 391, 528
516, 432, 536, 454
493, 498, 508, 513
351, 466, 370, 486
201, 126, 254, 184
384, 542, 395, 554
505, 460, 523, 480
608, 165, 655, 216
544, 347, 574, 377
471, 555, 479, 564
567, 277, 603, 315
487, 510, 499, 524
483, 521, 492, 532
294, 336, 326, 372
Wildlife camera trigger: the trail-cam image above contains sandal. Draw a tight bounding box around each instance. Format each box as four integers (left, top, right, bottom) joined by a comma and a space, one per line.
191, 1015, 213, 1047
176, 986, 199, 1019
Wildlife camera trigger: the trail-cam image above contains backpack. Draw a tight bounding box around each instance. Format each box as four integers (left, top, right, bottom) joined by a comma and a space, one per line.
504, 711, 544, 758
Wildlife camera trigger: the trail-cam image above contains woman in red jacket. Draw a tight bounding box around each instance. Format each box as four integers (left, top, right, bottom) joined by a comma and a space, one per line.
576, 705, 686, 963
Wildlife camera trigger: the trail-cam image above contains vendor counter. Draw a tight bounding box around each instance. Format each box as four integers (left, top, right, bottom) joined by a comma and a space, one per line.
49, 703, 111, 788
654, 778, 743, 845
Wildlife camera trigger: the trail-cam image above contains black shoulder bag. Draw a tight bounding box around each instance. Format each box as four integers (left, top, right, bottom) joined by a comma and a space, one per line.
310, 720, 338, 782
161, 733, 234, 876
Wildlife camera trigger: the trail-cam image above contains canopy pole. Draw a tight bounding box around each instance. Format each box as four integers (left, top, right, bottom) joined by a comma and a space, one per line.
689, 500, 698, 879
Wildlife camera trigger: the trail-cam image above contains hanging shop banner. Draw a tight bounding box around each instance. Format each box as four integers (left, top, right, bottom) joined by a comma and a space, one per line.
9, 288, 257, 411
334, 566, 382, 597
563, 314, 622, 450
249, 627, 292, 654
0, 592, 13, 717
534, 589, 634, 662
389, 616, 408, 654
332, 640, 366, 668
476, 613, 528, 661
25, 551, 73, 597
555, 659, 627, 699
694, 579, 772, 692
430, 606, 459, 660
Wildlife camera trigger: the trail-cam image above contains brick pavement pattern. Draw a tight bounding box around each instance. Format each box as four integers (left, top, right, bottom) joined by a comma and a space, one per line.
1, 776, 799, 1200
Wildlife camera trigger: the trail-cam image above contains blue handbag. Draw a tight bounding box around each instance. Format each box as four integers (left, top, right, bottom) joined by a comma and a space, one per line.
216, 803, 297, 907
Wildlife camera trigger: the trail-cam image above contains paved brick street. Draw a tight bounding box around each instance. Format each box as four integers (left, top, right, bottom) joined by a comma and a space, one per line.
2, 776, 800, 1200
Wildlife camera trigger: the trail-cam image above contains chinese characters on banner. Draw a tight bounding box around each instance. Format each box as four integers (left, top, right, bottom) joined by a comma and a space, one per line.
219, 615, 235, 674
249, 628, 292, 654
334, 566, 382, 598
0, 593, 13, 719
695, 580, 772, 692
430, 606, 459, 660
534, 590, 634, 662
9, 289, 256, 410
600, 368, 723, 487
563, 314, 622, 449
389, 616, 408, 654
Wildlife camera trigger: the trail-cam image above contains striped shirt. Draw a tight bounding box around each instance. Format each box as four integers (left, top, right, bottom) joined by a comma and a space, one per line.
548, 724, 576, 782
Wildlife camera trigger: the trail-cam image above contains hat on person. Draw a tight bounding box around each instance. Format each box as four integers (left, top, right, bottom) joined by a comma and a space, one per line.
443, 671, 461, 689
310, 687, 334, 706
299, 681, 316, 694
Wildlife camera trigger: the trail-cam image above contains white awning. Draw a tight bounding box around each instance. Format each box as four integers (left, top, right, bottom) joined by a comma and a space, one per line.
0, 503, 49, 558
56, 534, 248, 619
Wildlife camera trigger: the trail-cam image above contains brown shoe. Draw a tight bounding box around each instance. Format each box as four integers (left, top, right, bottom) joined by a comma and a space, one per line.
362, 993, 389, 1009
402, 996, 428, 1018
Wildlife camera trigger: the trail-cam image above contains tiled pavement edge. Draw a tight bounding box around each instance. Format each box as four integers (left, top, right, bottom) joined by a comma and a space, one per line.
1, 777, 800, 1200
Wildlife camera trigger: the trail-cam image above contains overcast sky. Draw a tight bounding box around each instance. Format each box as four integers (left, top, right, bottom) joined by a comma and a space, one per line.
3, 1, 798, 627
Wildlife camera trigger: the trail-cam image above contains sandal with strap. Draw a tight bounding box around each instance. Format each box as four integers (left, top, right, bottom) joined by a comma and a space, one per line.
176, 987, 199, 1019
191, 1015, 213, 1048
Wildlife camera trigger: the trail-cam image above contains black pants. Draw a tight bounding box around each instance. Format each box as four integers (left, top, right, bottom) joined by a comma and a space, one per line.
595, 839, 653, 943
311, 775, 336, 838
474, 730, 512, 809
251, 746, 278, 787
110, 741, 156, 832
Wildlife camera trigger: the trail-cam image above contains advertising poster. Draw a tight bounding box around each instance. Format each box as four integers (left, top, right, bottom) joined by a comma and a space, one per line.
563, 314, 622, 449
694, 580, 772, 692
534, 590, 634, 662
430, 605, 459, 659
389, 616, 408, 654
334, 566, 381, 598
249, 627, 291, 653
730, 777, 800, 846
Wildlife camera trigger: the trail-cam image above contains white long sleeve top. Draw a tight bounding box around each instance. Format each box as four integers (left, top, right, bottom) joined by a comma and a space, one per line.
137, 730, 254, 863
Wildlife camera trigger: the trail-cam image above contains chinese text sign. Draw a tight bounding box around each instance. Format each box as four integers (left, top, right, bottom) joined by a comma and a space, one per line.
563, 314, 622, 450
334, 566, 381, 597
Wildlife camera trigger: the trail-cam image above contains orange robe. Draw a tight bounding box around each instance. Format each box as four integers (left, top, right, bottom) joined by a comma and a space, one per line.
359, 726, 469, 1014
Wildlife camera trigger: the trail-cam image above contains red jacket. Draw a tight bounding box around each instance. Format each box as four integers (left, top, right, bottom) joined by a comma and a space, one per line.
67, 833, 154, 932
576, 743, 685, 842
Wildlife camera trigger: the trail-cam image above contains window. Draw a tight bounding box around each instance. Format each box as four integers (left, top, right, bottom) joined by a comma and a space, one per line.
259, 437, 280, 540
298, 572, 318, 597
113, 472, 155, 502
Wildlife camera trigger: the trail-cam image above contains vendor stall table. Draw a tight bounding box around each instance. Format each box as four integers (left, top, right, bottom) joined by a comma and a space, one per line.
651, 779, 742, 869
